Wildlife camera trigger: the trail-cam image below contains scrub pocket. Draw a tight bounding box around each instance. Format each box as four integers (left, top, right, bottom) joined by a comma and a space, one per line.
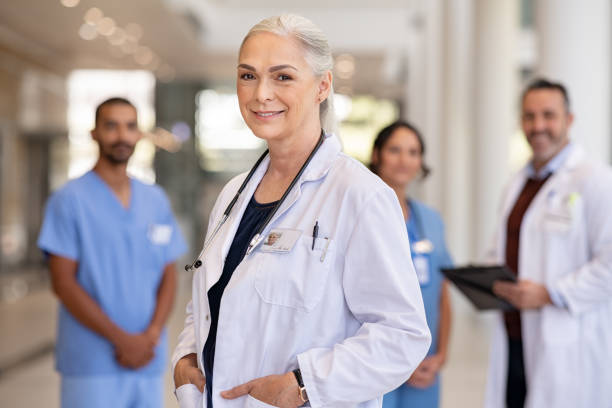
255, 235, 333, 311
246, 394, 278, 408
176, 383, 204, 408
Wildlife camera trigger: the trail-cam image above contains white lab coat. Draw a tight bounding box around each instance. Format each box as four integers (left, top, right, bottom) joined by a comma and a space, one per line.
172, 134, 431, 408
484, 145, 612, 408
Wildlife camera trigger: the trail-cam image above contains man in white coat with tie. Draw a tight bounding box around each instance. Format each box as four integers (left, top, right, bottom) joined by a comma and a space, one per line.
485, 78, 612, 408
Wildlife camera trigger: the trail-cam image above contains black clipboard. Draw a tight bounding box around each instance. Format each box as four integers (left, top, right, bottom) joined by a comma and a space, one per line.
441, 265, 517, 310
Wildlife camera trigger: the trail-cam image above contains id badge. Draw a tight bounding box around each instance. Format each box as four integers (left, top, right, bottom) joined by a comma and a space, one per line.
148, 224, 172, 245
261, 228, 302, 253
413, 254, 430, 286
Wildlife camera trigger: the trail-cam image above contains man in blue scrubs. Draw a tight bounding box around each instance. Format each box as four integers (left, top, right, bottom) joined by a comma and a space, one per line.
38, 97, 187, 408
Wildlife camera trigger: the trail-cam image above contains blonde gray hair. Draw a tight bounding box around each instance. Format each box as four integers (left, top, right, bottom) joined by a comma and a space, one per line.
241, 14, 337, 134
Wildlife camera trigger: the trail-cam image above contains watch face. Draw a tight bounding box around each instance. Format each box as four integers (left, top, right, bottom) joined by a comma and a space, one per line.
300, 387, 309, 402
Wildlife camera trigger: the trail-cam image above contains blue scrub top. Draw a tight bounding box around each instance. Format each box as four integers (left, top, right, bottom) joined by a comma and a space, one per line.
383, 199, 453, 408
38, 171, 187, 375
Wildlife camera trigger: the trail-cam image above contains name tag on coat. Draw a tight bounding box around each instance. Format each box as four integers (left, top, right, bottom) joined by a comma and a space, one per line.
261, 228, 302, 253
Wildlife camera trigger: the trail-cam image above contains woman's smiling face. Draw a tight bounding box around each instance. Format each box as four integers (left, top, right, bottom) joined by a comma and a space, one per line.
237, 32, 326, 142
375, 127, 424, 189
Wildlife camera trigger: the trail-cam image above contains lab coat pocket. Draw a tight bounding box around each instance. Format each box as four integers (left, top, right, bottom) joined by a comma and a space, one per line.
175, 383, 204, 408
543, 191, 581, 234
246, 394, 278, 408
255, 236, 333, 312
541, 305, 578, 344
543, 212, 573, 234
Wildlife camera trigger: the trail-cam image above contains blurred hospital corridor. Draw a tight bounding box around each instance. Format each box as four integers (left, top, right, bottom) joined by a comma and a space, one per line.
2, 0, 612, 407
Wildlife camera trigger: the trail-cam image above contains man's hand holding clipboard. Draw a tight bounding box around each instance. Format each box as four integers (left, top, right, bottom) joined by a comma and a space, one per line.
492, 279, 553, 310
441, 265, 518, 310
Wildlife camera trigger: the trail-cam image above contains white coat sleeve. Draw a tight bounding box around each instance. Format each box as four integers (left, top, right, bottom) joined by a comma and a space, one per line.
171, 299, 197, 374
297, 187, 431, 407
556, 167, 612, 315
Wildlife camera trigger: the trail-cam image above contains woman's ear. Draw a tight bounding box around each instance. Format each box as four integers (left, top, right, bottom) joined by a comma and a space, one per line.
317, 71, 332, 103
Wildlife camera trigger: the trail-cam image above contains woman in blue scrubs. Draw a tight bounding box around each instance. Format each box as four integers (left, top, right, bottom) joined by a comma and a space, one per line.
371, 121, 453, 408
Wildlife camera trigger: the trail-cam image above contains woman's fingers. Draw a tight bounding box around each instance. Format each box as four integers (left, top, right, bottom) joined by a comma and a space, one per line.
221, 380, 253, 399
190, 370, 206, 393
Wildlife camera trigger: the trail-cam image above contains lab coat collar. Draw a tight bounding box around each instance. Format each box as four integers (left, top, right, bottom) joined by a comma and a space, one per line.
267, 132, 340, 223
302, 132, 342, 182
562, 143, 585, 171
241, 131, 341, 198
520, 143, 586, 180
527, 142, 574, 179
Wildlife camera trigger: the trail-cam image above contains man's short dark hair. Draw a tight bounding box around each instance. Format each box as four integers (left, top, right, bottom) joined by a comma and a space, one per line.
522, 78, 571, 112
95, 97, 136, 126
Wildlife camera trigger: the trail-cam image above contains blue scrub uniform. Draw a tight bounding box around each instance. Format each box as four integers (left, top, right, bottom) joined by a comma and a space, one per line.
38, 171, 187, 407
383, 200, 453, 408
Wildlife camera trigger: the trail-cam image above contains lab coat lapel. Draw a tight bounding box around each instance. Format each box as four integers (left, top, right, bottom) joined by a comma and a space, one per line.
205, 156, 270, 291
250, 133, 341, 248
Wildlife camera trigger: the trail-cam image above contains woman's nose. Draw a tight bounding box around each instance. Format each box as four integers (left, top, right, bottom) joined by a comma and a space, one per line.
255, 79, 274, 103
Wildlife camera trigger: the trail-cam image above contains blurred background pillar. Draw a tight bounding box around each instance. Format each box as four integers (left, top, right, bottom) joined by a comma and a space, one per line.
154, 81, 207, 255
440, 0, 475, 264
473, 0, 519, 257
535, 0, 611, 163
405, 0, 444, 211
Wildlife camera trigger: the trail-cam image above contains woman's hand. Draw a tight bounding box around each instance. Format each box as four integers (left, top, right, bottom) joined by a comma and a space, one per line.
221, 372, 303, 407
406, 353, 445, 389
174, 354, 206, 392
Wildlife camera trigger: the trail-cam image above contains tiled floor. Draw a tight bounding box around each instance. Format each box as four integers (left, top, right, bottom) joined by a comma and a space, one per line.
0, 274, 493, 407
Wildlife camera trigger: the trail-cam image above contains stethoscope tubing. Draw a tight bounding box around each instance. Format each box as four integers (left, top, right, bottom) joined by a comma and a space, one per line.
184, 131, 325, 271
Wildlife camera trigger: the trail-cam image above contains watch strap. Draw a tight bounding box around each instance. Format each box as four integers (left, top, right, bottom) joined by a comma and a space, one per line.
292, 368, 305, 387
292, 368, 308, 403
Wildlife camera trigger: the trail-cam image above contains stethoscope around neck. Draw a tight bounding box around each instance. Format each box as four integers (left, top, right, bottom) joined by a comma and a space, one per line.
184, 131, 326, 272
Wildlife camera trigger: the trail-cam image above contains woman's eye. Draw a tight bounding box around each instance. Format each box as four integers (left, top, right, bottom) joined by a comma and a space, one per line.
277, 74, 292, 81
240, 73, 255, 80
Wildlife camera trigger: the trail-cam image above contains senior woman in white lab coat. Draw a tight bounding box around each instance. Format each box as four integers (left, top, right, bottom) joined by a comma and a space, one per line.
171, 14, 430, 408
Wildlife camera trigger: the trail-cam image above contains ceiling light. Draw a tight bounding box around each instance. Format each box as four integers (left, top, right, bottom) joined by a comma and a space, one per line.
61, 0, 80, 8
84, 7, 103, 24
97, 17, 116, 36
78, 23, 98, 40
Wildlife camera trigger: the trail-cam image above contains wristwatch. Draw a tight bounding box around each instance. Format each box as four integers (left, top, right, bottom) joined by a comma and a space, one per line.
292, 368, 309, 404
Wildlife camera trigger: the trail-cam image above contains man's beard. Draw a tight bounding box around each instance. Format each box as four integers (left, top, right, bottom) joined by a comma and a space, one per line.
100, 141, 135, 164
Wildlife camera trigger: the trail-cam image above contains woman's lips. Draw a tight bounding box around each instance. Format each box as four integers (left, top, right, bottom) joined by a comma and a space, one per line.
253, 110, 284, 119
